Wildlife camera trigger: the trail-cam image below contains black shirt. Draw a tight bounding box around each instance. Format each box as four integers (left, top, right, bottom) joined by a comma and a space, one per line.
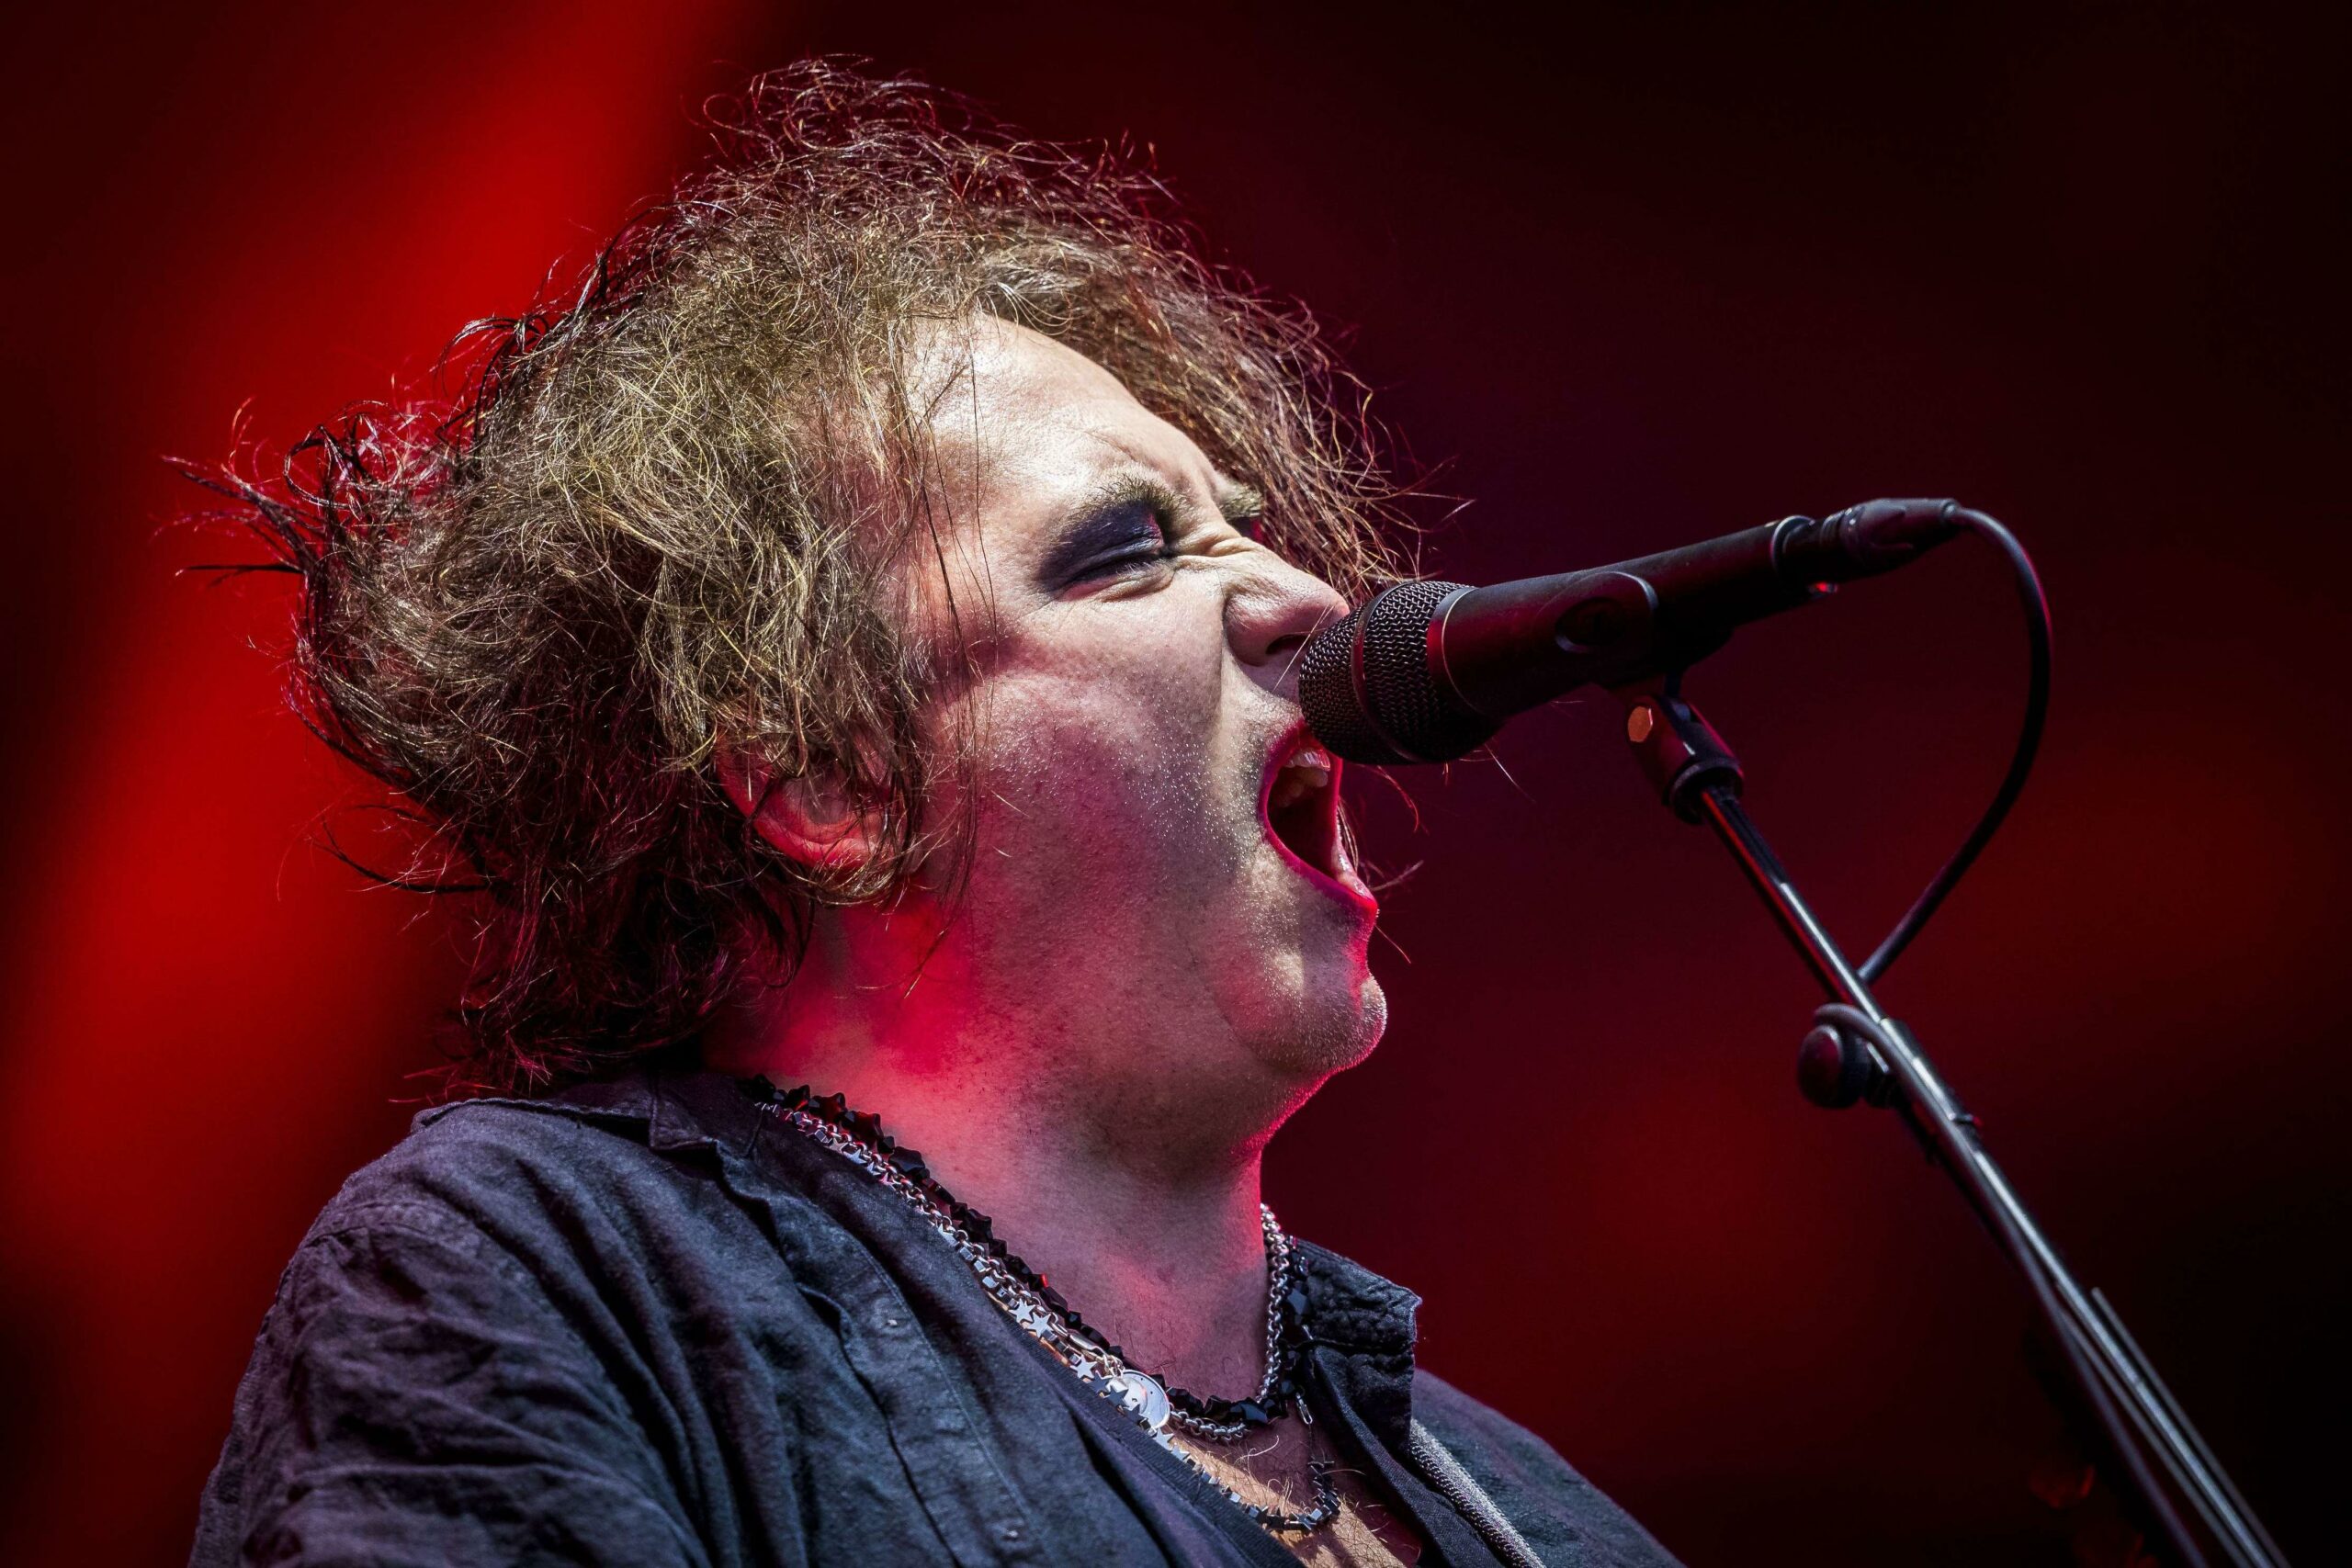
191, 1065, 1680, 1566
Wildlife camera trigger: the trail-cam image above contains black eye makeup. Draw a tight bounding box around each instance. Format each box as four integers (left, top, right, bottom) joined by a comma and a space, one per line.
1038, 496, 1171, 587
1036, 477, 1187, 588
1037, 474, 1265, 592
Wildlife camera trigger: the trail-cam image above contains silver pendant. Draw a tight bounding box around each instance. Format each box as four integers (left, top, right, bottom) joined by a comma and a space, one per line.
1104, 1369, 1171, 1430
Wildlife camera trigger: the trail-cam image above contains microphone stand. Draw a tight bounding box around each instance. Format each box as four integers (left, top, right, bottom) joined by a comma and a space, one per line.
1613, 674, 2288, 1568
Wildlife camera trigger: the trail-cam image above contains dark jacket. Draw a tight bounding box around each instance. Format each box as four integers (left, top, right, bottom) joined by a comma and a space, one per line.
191, 1066, 1680, 1566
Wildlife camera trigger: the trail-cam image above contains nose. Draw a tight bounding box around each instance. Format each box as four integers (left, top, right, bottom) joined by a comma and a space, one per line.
1227, 550, 1353, 700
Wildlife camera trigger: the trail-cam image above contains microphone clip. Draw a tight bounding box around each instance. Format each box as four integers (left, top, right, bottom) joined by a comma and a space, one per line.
1616, 674, 1743, 823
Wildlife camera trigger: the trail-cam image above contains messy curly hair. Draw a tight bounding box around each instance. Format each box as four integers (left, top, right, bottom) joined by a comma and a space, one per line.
192, 62, 1407, 1094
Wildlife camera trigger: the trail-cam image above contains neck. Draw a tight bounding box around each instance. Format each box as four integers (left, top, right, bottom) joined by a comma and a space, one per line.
703, 900, 1292, 1396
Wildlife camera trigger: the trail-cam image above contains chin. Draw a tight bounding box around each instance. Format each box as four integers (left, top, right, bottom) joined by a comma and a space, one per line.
1260, 966, 1388, 1084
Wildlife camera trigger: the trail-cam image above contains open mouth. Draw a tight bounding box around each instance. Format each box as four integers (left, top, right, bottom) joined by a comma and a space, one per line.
1261, 726, 1375, 913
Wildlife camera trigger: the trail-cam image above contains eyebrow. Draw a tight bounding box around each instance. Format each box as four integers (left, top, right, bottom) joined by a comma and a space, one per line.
1216, 482, 1266, 535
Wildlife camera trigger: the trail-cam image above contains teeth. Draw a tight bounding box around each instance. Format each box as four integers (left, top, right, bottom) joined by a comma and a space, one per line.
1269, 744, 1334, 810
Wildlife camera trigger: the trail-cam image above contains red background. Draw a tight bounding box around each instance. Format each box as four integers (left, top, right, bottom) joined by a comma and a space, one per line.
1, 4, 2340, 1563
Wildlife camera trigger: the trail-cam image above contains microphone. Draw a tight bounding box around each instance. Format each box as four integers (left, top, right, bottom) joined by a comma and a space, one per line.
1299, 498, 1964, 764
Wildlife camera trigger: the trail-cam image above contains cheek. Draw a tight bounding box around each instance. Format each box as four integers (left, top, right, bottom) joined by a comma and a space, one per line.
964, 615, 1242, 866
978, 675, 1216, 856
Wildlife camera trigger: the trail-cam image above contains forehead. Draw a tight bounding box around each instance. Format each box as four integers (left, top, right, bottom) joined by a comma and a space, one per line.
918, 318, 1227, 539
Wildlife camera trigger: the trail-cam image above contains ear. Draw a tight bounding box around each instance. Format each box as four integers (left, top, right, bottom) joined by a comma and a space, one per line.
716, 741, 884, 874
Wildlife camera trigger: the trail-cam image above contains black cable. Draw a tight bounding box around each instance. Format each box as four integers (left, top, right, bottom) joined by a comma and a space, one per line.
1791, 513, 2253, 1562
1859, 507, 2052, 982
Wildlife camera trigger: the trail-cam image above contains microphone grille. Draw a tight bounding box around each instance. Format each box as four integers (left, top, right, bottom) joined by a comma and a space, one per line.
1299, 602, 1391, 762
1300, 580, 1498, 764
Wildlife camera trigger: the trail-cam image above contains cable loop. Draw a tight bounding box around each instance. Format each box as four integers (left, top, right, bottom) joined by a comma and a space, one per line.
1860, 507, 2052, 981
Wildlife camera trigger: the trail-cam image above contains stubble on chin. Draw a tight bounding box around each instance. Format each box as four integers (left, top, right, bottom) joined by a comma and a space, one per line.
1241, 960, 1388, 1092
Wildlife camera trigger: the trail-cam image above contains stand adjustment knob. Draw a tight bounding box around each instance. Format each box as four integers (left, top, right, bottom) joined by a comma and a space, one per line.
1797, 1023, 1887, 1109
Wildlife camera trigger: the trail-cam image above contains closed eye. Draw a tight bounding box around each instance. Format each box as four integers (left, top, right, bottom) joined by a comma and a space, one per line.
1039, 474, 1263, 593
1072, 543, 1178, 584
1051, 498, 1176, 587
1038, 476, 1188, 589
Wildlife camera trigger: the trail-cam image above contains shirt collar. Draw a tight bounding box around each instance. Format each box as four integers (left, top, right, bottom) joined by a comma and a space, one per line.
416, 1055, 768, 1169
462, 1063, 1427, 1375
1294, 1240, 1419, 1359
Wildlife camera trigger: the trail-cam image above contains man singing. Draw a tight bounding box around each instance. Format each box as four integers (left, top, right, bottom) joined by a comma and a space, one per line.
191, 65, 1680, 1568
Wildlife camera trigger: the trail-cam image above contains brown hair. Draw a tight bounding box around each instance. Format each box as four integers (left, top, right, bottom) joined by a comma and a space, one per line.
191, 62, 1407, 1093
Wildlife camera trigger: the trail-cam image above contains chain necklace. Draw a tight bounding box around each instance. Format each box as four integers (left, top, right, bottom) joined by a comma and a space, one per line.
756, 1083, 1339, 1538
